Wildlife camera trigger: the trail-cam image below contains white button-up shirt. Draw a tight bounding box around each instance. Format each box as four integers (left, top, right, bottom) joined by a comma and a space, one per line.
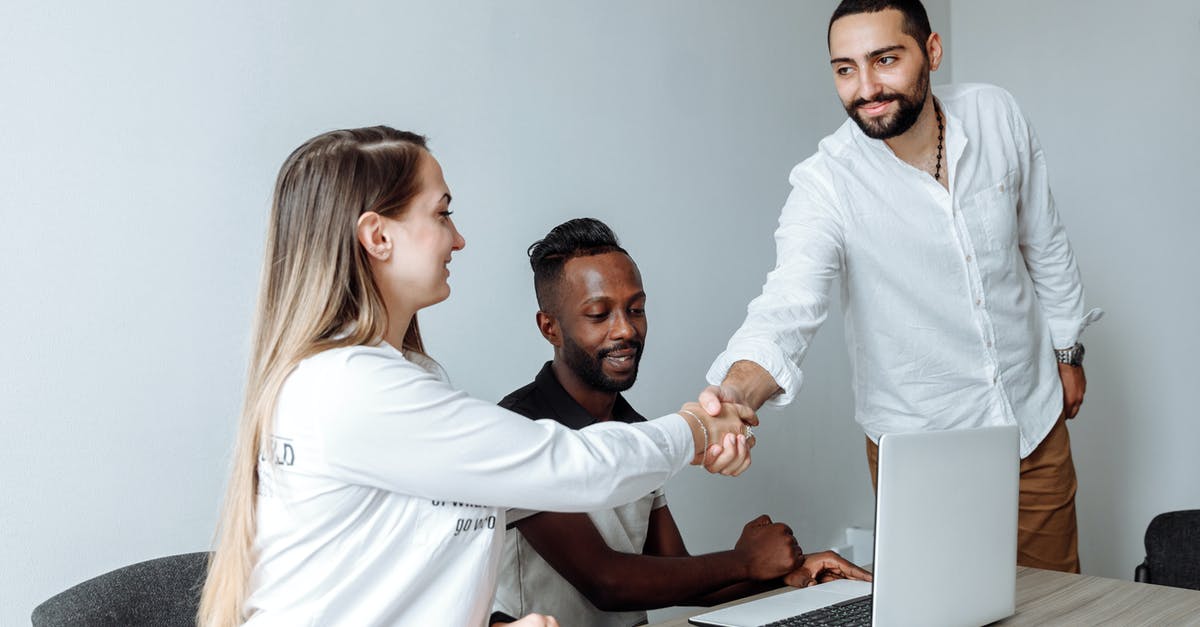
708, 83, 1101, 457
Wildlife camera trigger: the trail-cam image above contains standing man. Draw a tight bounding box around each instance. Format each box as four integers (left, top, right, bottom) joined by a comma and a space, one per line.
701, 0, 1101, 573
491, 218, 869, 627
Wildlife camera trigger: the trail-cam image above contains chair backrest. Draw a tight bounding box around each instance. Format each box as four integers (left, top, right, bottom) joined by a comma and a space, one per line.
32, 551, 210, 627
1138, 510, 1200, 590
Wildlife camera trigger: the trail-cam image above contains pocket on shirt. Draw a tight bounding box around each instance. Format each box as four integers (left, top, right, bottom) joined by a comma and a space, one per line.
963, 169, 1019, 252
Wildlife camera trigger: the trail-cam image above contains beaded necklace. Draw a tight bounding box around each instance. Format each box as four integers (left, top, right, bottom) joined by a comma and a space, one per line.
934, 102, 945, 182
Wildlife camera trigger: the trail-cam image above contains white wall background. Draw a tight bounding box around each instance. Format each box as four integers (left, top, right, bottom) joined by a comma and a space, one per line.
9, 1, 1195, 624
950, 0, 1200, 583
0, 1, 901, 622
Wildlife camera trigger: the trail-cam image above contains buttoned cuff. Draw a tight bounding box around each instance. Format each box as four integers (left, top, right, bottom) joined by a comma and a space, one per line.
706, 340, 803, 407
1048, 307, 1104, 349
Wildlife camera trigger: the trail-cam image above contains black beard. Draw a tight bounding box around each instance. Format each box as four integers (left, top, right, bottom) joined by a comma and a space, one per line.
561, 337, 643, 393
846, 68, 930, 140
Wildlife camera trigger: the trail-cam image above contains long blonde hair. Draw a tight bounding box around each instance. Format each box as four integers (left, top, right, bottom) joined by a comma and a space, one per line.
199, 126, 430, 626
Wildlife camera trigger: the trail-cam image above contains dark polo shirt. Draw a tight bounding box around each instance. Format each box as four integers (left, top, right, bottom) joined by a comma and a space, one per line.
499, 361, 646, 427
491, 361, 660, 627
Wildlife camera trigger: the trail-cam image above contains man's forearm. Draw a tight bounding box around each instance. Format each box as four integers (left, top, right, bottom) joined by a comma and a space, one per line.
722, 360, 783, 411
580, 550, 756, 611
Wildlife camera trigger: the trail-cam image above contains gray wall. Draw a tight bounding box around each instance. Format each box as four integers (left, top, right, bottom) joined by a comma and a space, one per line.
1, 1, 931, 622
949, 0, 1200, 581
35, 1, 1200, 624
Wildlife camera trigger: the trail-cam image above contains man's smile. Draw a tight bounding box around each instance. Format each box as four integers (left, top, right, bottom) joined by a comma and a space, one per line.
859, 99, 896, 116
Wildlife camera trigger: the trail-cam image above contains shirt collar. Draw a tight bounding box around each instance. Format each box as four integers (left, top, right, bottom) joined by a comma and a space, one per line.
942, 103, 967, 189
532, 361, 645, 429
844, 94, 970, 192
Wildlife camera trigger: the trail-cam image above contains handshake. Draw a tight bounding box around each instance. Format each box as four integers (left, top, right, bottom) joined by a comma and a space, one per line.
678, 396, 758, 477
682, 361, 783, 476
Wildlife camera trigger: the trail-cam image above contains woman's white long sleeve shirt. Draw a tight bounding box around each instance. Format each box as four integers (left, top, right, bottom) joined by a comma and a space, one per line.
244, 343, 693, 626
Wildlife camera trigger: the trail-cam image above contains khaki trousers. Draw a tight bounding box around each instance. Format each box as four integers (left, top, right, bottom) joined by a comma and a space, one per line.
865, 416, 1081, 573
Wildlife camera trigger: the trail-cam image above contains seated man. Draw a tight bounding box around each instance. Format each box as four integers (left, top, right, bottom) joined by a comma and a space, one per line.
491, 218, 869, 627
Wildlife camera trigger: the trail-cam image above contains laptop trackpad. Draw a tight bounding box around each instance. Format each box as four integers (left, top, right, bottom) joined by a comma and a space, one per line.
689, 580, 872, 627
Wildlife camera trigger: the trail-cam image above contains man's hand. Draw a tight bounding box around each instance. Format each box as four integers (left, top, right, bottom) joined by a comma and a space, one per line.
783, 550, 873, 588
680, 401, 756, 476
699, 383, 748, 418
1058, 363, 1086, 419
699, 360, 780, 418
492, 613, 560, 627
733, 514, 804, 580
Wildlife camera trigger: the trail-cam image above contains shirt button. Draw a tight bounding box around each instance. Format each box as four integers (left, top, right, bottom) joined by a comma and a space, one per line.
975, 299, 982, 306
965, 255, 973, 262
986, 341, 993, 347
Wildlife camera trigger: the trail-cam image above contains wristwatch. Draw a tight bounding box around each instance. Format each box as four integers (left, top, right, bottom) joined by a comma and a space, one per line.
1054, 342, 1085, 367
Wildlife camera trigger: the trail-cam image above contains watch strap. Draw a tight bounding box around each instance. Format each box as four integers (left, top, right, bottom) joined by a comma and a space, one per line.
1054, 342, 1085, 367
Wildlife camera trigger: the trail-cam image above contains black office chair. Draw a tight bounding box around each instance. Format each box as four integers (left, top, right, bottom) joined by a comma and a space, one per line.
31, 551, 210, 627
1134, 509, 1200, 590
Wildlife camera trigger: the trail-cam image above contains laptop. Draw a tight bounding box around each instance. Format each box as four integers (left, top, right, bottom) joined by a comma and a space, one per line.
689, 425, 1019, 627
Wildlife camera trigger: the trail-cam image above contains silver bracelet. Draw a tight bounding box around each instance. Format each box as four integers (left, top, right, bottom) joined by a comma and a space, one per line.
680, 409, 708, 462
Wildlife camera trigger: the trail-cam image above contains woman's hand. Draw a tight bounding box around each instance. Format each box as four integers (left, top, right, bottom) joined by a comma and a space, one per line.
680, 401, 757, 476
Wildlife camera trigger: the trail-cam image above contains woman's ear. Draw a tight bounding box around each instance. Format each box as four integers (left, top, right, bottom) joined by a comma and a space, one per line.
357, 212, 392, 261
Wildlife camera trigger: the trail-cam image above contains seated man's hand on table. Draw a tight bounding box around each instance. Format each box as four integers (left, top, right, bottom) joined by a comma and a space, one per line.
783, 550, 873, 588
733, 514, 804, 580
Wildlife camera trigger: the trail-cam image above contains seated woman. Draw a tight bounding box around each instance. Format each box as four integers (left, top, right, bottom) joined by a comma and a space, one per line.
198, 126, 755, 627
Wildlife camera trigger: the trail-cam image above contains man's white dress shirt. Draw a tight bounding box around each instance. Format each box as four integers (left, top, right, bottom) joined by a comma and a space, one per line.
708, 83, 1101, 457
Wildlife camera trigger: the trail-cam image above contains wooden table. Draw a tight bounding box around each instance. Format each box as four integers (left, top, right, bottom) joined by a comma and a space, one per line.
648, 567, 1200, 626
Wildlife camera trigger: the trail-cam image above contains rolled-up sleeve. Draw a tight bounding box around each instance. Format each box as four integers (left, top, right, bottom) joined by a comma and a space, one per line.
707, 168, 844, 406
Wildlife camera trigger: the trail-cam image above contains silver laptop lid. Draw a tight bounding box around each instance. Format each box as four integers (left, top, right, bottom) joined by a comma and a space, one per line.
688, 425, 1019, 627
872, 425, 1018, 627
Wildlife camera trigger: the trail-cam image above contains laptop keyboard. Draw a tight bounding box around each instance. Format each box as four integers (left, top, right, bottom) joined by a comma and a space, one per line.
761, 594, 872, 626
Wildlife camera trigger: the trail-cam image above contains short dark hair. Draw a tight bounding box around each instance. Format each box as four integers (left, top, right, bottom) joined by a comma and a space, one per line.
828, 0, 933, 56
528, 218, 628, 312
